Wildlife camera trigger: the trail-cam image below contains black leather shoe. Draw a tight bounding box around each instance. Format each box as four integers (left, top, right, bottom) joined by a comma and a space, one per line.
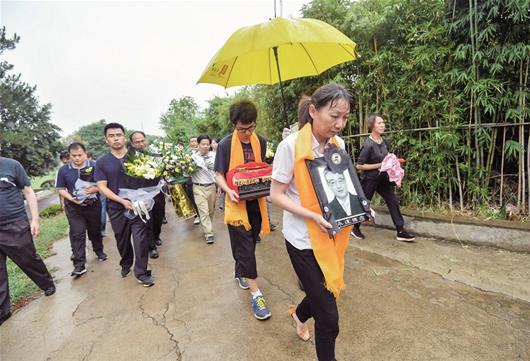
121, 267, 131, 278
149, 249, 159, 259
96, 251, 108, 261
44, 286, 56, 296
155, 238, 162, 246
0, 312, 12, 326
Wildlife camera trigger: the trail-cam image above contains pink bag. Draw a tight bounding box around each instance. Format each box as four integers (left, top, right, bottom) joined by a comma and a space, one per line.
380, 153, 404, 187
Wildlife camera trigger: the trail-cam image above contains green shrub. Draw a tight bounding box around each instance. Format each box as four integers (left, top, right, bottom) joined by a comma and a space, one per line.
40, 179, 55, 189
39, 204, 63, 218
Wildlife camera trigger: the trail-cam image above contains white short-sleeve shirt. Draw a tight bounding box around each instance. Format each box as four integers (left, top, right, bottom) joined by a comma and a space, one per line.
272, 131, 345, 250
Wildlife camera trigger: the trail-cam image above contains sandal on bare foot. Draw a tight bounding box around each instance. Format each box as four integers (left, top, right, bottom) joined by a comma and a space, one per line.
288, 305, 311, 341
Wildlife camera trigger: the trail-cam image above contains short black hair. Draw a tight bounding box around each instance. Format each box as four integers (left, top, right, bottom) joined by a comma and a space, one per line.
229, 100, 257, 125
104, 122, 125, 136
68, 142, 86, 153
86, 150, 93, 159
129, 130, 146, 142
189, 135, 197, 141
197, 135, 211, 144
59, 150, 70, 160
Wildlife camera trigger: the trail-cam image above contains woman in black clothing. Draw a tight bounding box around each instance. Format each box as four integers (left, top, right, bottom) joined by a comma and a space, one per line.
352, 114, 415, 242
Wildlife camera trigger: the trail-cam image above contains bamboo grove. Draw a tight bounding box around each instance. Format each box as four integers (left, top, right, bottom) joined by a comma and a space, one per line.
251, 0, 530, 216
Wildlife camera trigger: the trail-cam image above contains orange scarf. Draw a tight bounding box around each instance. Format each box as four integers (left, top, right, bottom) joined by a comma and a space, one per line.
294, 124, 352, 298
224, 131, 270, 235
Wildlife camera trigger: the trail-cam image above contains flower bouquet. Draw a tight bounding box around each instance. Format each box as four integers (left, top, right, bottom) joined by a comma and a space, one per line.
120, 152, 165, 222
123, 152, 164, 189
155, 141, 197, 185
74, 165, 98, 203
153, 141, 197, 219
265, 142, 275, 164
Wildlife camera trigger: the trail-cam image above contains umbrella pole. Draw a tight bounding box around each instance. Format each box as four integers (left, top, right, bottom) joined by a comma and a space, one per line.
273, 47, 289, 129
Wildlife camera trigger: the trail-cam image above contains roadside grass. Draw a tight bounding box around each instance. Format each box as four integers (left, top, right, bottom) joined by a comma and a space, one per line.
7, 211, 68, 306
30, 168, 58, 191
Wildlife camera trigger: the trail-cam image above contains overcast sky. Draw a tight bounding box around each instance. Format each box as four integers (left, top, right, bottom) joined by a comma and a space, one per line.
1, 0, 307, 136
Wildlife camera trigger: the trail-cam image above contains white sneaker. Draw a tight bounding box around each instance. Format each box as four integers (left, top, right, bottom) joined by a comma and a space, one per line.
193, 216, 200, 225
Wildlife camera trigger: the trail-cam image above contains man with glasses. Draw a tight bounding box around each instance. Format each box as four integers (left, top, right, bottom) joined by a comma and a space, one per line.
214, 100, 271, 321
128, 131, 165, 260
0, 156, 56, 326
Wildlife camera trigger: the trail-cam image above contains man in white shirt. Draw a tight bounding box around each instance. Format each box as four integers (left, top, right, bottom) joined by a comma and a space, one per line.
191, 135, 217, 244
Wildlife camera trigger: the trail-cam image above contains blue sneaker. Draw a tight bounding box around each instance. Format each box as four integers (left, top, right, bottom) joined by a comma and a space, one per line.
251, 295, 271, 320
236, 277, 249, 290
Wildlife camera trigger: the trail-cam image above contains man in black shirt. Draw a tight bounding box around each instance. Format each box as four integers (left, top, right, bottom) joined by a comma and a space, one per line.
94, 123, 154, 287
129, 131, 165, 259
0, 156, 55, 326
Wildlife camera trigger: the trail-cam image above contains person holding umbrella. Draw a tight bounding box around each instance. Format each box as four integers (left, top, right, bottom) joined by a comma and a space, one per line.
270, 84, 353, 361
214, 100, 271, 321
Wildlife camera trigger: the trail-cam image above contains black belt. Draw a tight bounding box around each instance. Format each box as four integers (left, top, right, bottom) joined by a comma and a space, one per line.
193, 183, 215, 187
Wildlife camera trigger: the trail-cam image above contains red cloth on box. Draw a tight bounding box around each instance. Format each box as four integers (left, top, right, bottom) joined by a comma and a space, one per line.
226, 162, 272, 196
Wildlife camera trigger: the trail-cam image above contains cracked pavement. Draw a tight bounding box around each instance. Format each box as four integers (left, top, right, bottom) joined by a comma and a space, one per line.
1, 205, 530, 361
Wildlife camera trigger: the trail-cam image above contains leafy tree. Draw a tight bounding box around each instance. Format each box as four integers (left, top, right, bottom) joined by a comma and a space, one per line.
242, 0, 530, 214
159, 96, 200, 142
64, 119, 109, 158
0, 27, 62, 176
195, 96, 233, 139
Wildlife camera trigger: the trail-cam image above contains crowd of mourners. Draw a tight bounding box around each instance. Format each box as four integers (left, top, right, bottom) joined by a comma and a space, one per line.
0, 83, 416, 361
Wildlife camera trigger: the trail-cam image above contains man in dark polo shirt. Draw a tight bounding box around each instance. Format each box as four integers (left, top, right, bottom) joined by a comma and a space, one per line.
0, 156, 56, 326
129, 130, 165, 259
56, 142, 107, 277
94, 123, 154, 287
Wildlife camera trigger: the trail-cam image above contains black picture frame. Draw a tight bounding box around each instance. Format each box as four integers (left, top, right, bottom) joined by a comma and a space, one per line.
306, 146, 371, 237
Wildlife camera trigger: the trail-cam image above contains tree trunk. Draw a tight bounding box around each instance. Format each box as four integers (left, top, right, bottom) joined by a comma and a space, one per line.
486, 126, 497, 183
518, 59, 525, 211
449, 183, 453, 213
456, 157, 464, 211
522, 59, 530, 213
500, 126, 506, 206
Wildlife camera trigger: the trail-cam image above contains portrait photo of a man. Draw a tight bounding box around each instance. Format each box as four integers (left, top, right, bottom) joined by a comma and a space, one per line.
322, 168, 365, 220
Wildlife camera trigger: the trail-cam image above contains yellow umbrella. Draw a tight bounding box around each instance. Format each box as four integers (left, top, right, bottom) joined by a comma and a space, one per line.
197, 17, 357, 126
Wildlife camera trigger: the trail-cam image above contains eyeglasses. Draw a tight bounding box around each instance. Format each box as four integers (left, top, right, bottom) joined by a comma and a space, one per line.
236, 123, 256, 134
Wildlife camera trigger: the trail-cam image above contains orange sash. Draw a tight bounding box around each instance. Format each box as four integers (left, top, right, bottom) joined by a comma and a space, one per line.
294, 124, 352, 298
224, 131, 270, 235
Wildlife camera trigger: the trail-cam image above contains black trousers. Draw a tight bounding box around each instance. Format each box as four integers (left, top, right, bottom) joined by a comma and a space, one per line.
65, 201, 104, 268
0, 219, 55, 319
185, 180, 199, 216
147, 192, 165, 250
286, 241, 338, 361
227, 200, 261, 280
108, 208, 150, 278
356, 173, 404, 230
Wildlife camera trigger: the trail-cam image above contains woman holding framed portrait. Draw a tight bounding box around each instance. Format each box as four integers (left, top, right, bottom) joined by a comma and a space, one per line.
270, 84, 355, 361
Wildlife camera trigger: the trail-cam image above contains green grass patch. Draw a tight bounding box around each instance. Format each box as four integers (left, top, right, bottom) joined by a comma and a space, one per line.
30, 168, 58, 190
7, 212, 69, 305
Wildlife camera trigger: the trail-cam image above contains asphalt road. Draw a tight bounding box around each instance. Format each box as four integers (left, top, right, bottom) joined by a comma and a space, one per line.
2, 204, 529, 361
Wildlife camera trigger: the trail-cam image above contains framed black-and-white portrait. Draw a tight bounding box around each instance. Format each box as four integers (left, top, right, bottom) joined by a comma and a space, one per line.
306, 145, 371, 236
